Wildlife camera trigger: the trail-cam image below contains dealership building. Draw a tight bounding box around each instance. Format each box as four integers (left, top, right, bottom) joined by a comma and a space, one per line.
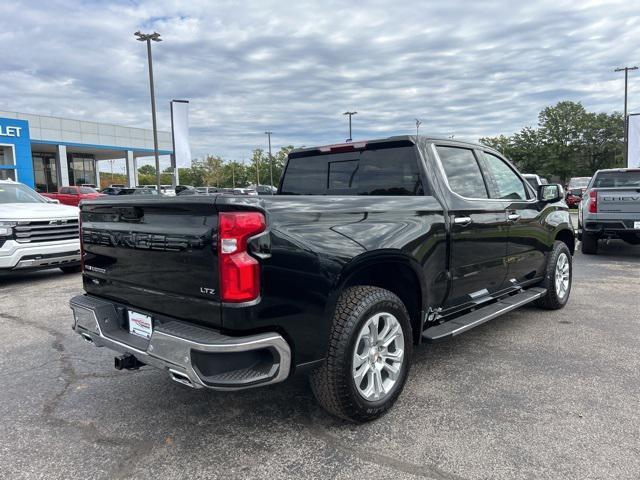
0, 111, 173, 192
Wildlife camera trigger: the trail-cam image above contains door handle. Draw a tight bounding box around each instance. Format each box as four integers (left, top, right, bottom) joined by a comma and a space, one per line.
454, 216, 472, 226
508, 213, 520, 222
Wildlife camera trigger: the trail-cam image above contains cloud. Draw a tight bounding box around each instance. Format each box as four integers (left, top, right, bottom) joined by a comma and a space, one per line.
0, 0, 638, 168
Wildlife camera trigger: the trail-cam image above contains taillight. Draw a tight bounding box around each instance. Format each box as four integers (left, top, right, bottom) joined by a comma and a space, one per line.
218, 211, 266, 302
588, 190, 597, 213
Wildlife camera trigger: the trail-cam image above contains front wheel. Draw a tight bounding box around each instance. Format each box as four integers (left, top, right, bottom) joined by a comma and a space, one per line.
309, 286, 413, 423
536, 241, 572, 310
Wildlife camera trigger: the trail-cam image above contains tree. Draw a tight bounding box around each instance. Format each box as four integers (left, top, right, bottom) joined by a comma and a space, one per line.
480, 101, 624, 183
137, 164, 156, 175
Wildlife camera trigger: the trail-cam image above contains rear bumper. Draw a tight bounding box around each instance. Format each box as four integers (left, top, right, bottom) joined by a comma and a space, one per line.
70, 294, 291, 390
583, 219, 640, 237
0, 239, 80, 270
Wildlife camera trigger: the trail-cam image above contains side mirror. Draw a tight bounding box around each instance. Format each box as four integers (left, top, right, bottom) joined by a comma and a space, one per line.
538, 184, 563, 203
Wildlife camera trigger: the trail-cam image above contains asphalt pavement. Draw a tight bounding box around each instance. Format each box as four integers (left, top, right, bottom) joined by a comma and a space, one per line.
0, 239, 639, 480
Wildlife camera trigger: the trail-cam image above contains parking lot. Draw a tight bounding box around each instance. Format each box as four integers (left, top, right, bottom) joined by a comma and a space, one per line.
1, 239, 639, 480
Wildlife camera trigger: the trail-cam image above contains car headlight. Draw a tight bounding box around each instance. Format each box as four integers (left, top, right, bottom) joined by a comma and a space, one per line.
0, 222, 15, 237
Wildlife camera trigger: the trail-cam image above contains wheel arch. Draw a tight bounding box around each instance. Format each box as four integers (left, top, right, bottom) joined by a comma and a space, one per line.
330, 250, 427, 345
554, 227, 575, 255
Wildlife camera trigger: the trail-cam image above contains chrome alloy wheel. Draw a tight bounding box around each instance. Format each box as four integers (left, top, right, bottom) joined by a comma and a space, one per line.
555, 252, 570, 299
352, 312, 405, 401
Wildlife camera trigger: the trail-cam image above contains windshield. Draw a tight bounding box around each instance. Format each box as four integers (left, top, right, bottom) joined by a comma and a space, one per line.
0, 183, 47, 204
592, 171, 640, 188
568, 177, 591, 188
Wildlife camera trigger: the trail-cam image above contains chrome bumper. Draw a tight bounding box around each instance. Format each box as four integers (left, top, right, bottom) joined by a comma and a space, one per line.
70, 295, 291, 390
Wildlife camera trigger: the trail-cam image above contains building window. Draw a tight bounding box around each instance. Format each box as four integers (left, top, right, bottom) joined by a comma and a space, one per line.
67, 153, 96, 186
0, 145, 17, 181
33, 153, 59, 193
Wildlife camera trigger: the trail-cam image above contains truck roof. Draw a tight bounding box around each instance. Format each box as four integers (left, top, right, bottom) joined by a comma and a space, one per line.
289, 135, 491, 157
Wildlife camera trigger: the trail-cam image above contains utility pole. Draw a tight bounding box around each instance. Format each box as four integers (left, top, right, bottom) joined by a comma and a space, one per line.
415, 118, 421, 136
343, 111, 357, 141
614, 66, 638, 164
265, 131, 273, 187
135, 31, 162, 192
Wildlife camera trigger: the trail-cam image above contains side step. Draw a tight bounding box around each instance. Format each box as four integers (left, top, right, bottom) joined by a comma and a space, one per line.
422, 287, 546, 343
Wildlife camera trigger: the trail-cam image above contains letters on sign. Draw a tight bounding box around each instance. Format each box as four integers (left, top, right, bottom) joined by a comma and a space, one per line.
0, 126, 22, 137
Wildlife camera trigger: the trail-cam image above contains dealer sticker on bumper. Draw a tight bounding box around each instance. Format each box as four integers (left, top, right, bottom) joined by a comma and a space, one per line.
634, 221, 640, 230
128, 310, 153, 339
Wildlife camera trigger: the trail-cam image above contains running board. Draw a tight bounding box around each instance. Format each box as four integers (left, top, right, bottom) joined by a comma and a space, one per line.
422, 287, 547, 343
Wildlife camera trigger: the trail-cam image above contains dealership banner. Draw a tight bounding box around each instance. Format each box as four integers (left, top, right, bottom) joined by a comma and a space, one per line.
170, 100, 192, 185
628, 113, 640, 169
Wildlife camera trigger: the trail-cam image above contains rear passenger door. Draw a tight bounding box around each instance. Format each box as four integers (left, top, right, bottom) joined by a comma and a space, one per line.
434, 145, 510, 309
478, 151, 547, 285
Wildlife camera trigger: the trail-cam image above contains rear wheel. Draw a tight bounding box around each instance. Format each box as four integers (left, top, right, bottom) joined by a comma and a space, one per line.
536, 241, 572, 310
60, 265, 82, 274
581, 232, 598, 254
309, 286, 413, 423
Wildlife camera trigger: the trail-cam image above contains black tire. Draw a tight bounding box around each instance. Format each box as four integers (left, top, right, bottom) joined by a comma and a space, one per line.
309, 286, 413, 423
60, 265, 82, 274
536, 241, 572, 310
581, 232, 598, 255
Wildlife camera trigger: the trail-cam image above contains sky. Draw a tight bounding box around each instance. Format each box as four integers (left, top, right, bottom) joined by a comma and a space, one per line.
1, 0, 639, 172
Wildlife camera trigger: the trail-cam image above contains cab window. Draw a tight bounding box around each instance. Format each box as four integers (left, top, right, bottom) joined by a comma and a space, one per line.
480, 152, 528, 200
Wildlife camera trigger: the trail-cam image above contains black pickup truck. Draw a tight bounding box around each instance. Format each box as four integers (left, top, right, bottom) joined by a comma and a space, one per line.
70, 136, 574, 422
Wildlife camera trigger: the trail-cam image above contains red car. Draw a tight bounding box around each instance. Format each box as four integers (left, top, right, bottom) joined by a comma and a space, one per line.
565, 176, 591, 208
41, 186, 106, 206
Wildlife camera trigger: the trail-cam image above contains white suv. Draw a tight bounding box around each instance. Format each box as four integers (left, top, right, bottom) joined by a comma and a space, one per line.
0, 180, 81, 273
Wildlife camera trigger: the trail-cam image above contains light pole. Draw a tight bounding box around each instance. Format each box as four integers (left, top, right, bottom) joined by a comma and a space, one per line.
415, 118, 421, 136
614, 66, 638, 164
343, 111, 357, 141
135, 31, 162, 192
265, 131, 273, 187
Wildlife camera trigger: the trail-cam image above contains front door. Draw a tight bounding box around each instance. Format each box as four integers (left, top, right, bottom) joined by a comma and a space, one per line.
434, 145, 510, 309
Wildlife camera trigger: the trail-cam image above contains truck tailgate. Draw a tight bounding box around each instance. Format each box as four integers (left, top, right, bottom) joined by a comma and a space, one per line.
597, 188, 640, 214
80, 198, 222, 327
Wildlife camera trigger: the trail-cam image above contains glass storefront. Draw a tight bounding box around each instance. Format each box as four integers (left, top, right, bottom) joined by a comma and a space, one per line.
32, 153, 58, 193
67, 153, 96, 186
0, 146, 17, 181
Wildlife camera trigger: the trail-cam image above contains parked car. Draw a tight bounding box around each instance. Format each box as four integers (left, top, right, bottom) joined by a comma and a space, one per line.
160, 185, 176, 197
232, 187, 258, 196
41, 186, 106, 206
577, 168, 640, 254
565, 188, 583, 208
0, 180, 81, 274
175, 185, 194, 195
100, 187, 122, 195
195, 187, 221, 195
70, 136, 574, 422
255, 185, 277, 195
522, 174, 548, 190
115, 188, 158, 196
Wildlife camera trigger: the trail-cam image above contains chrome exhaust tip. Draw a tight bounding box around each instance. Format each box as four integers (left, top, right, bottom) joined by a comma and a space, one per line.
80, 333, 94, 344
169, 369, 195, 388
